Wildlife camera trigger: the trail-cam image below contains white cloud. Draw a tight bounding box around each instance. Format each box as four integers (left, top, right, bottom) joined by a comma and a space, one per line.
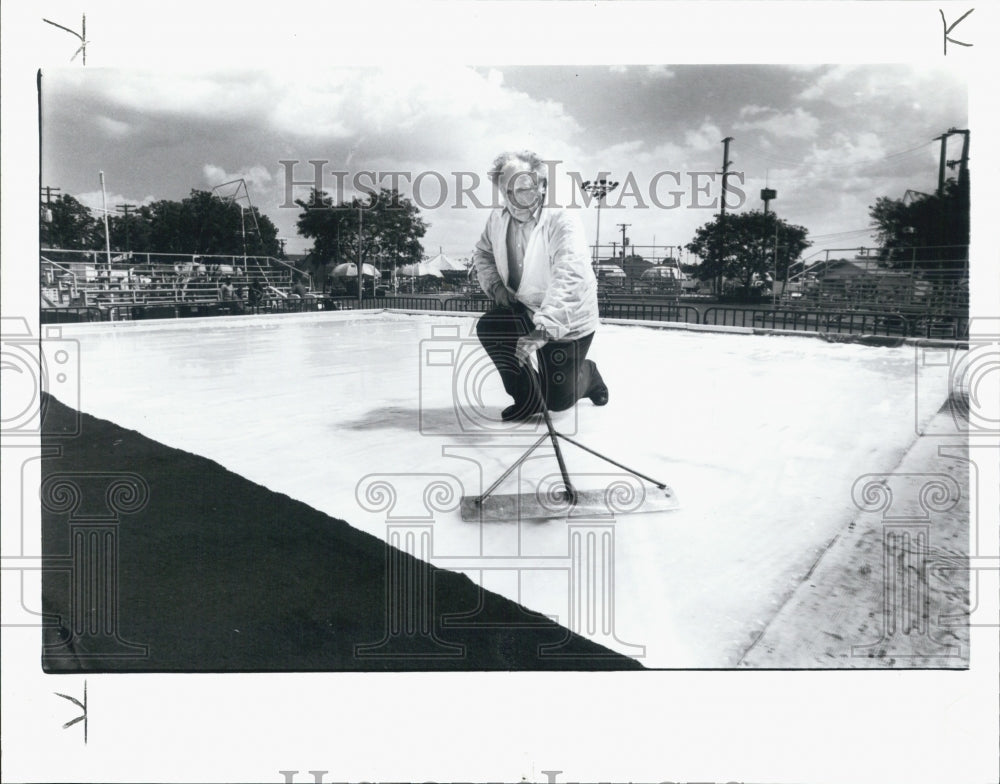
738, 105, 771, 118
96, 115, 132, 138
56, 67, 274, 122
74, 190, 155, 212
644, 65, 674, 79
797, 64, 965, 109
803, 131, 885, 168
202, 164, 273, 193
684, 120, 724, 151
45, 64, 961, 260
733, 107, 820, 139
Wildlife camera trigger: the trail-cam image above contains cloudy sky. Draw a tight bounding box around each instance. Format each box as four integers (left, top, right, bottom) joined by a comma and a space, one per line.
41, 62, 967, 261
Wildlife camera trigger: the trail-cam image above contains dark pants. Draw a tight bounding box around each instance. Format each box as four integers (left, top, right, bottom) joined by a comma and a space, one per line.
475, 304, 600, 413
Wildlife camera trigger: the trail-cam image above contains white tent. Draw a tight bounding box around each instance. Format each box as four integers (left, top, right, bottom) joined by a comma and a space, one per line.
425, 253, 468, 273
641, 265, 687, 281
595, 264, 626, 279
398, 261, 443, 278
331, 262, 381, 278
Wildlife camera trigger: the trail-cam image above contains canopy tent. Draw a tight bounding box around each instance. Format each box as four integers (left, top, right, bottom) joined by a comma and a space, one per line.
594, 264, 627, 279
397, 261, 444, 278
331, 262, 381, 278
425, 252, 468, 273
641, 265, 687, 281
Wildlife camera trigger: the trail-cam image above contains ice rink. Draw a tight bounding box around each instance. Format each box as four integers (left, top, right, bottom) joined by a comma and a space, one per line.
52, 310, 954, 668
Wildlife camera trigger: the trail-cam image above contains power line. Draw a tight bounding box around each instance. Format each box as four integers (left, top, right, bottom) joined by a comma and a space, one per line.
808, 227, 877, 240
735, 138, 935, 174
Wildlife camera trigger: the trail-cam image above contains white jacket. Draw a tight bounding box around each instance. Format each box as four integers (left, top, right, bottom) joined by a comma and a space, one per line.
472, 206, 600, 341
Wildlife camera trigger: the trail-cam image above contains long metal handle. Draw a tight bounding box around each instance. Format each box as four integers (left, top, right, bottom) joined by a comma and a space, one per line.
554, 431, 667, 490
475, 433, 550, 505
528, 357, 577, 504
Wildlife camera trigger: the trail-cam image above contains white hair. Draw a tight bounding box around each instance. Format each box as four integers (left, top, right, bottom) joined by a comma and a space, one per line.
487, 150, 548, 187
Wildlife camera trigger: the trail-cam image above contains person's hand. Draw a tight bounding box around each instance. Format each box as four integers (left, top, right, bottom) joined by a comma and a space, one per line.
491, 284, 516, 308
515, 329, 548, 365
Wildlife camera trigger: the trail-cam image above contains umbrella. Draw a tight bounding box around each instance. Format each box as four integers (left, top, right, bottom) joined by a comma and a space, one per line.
331, 262, 381, 278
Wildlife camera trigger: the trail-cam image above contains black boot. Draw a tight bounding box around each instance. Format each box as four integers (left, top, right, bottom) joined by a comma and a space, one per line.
501, 399, 546, 422
587, 365, 609, 406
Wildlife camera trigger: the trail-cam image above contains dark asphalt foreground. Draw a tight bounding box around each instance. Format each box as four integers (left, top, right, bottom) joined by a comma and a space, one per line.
39, 393, 642, 672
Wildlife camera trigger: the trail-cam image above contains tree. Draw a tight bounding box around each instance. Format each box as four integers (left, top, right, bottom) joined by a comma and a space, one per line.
869, 177, 969, 278
295, 187, 427, 281
42, 190, 282, 257
686, 210, 810, 294
40, 194, 102, 249
107, 205, 153, 253
621, 253, 652, 279
142, 190, 281, 256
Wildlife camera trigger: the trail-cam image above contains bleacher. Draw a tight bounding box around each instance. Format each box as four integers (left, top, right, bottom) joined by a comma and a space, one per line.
778, 255, 968, 316
40, 250, 302, 312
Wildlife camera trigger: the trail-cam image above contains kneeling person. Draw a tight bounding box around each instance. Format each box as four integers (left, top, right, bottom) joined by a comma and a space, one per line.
472, 150, 608, 422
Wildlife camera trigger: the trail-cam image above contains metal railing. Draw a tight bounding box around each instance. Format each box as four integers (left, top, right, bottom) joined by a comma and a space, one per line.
702, 306, 967, 339
40, 256, 80, 297
39, 250, 305, 305
39, 293, 970, 340
703, 307, 910, 336
599, 301, 700, 324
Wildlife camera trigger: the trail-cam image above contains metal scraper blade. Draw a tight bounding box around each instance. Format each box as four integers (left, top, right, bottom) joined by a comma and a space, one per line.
460, 484, 680, 522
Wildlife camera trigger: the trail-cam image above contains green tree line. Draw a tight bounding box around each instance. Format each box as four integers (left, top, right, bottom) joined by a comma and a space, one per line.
41, 190, 283, 257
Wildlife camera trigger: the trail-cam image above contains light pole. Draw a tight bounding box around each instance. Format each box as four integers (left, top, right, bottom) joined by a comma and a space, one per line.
357, 198, 364, 305
581, 178, 619, 269
239, 206, 247, 268
99, 171, 112, 280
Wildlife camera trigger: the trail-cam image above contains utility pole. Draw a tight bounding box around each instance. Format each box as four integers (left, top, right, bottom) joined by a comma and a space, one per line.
762, 187, 778, 304
945, 128, 971, 266
40, 186, 61, 226
717, 136, 734, 296
946, 128, 971, 190
935, 132, 949, 196
772, 221, 780, 308
115, 203, 137, 252
239, 206, 247, 265
357, 200, 364, 304
99, 171, 112, 275
616, 223, 630, 264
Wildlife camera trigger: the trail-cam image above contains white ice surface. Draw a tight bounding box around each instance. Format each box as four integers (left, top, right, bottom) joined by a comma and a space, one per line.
52, 311, 954, 668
